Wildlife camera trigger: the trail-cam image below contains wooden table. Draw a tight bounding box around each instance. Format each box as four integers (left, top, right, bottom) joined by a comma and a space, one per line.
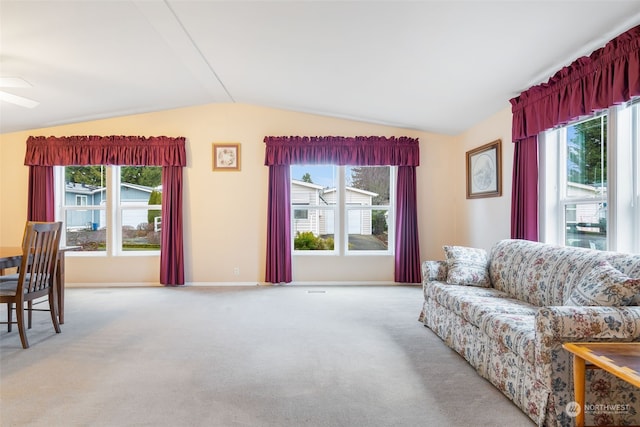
0, 246, 79, 324
563, 342, 640, 427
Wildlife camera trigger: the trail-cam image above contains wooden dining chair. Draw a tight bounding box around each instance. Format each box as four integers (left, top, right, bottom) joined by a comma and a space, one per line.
0, 221, 62, 348
0, 221, 29, 283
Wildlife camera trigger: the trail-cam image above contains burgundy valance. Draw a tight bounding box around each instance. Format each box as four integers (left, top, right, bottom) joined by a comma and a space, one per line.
510, 24, 640, 141
24, 135, 187, 166
264, 136, 419, 166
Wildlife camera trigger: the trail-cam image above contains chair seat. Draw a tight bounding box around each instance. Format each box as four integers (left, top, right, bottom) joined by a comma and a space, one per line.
0, 276, 48, 296
0, 273, 49, 286
0, 280, 18, 297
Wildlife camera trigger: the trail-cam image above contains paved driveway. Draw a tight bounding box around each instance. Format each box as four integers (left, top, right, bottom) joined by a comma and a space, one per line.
348, 234, 388, 250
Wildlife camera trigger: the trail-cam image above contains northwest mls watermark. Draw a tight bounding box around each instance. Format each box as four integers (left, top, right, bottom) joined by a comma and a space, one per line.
566, 402, 632, 417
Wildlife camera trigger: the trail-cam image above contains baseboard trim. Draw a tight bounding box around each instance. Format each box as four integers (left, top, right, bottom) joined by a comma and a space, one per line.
66, 282, 164, 288
186, 281, 404, 286
284, 281, 400, 286
66, 281, 416, 288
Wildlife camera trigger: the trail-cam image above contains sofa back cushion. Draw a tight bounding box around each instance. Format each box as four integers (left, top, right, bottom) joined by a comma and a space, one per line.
488, 239, 640, 307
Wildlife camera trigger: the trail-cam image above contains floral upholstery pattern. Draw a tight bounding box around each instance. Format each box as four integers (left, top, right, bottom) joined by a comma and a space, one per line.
489, 240, 640, 307
564, 262, 640, 306
422, 260, 447, 282
420, 239, 640, 427
482, 313, 536, 365
443, 245, 491, 287
426, 281, 536, 328
536, 306, 640, 426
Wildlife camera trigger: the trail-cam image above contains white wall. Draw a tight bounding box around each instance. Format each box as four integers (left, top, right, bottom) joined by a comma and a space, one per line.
453, 106, 514, 252
2, 102, 481, 285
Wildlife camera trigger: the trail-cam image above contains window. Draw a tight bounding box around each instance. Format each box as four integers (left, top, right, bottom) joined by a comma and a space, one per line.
55, 165, 162, 254
561, 114, 607, 250
290, 165, 394, 254
541, 99, 640, 253
293, 207, 309, 220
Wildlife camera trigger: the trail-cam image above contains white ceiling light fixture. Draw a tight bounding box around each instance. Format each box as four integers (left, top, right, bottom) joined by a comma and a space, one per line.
0, 77, 40, 108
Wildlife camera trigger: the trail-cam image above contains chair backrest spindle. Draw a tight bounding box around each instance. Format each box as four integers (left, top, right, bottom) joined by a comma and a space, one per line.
18, 222, 61, 296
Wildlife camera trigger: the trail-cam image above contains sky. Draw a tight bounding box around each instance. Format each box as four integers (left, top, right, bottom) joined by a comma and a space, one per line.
291, 165, 337, 188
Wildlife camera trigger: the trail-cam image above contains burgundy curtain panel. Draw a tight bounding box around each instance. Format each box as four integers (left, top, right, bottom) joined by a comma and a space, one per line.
510, 136, 538, 241
27, 165, 55, 222
395, 166, 421, 283
24, 135, 187, 285
264, 136, 420, 284
160, 166, 185, 285
509, 24, 640, 240
265, 165, 292, 283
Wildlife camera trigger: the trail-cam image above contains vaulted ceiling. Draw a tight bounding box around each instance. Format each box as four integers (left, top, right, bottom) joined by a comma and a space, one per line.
1, 1, 639, 135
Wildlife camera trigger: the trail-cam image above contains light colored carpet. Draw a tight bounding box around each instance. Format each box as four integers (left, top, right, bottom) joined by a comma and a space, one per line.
0, 285, 534, 427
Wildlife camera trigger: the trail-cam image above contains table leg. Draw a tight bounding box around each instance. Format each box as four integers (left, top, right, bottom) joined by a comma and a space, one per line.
573, 354, 586, 427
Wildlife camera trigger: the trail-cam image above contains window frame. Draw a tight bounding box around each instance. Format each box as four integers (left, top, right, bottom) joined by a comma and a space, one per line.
75, 195, 88, 206
55, 165, 162, 256
540, 99, 640, 253
291, 165, 395, 256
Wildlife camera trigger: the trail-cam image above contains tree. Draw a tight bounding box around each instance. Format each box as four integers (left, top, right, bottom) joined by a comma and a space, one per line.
301, 173, 313, 183
568, 116, 607, 186
65, 166, 104, 186
121, 166, 162, 187
350, 166, 390, 205
65, 166, 162, 188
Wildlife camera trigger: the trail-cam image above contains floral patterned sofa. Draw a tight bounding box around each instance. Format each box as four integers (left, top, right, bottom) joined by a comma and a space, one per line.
419, 239, 640, 427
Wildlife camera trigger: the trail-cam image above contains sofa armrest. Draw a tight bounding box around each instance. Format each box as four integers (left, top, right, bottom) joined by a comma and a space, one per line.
535, 306, 640, 425
422, 260, 447, 283
419, 260, 447, 323
535, 305, 640, 388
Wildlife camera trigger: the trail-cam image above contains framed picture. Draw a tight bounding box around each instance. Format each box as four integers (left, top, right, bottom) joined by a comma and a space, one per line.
466, 139, 502, 199
212, 143, 241, 171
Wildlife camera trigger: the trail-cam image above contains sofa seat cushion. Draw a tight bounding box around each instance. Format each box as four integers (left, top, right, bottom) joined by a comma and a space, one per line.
426, 282, 538, 327
480, 313, 536, 365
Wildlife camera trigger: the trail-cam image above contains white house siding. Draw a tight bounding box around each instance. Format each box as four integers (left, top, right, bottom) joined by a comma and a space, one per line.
566, 182, 606, 226
348, 208, 372, 235
291, 180, 325, 235
130, 208, 151, 228
320, 210, 333, 235
312, 187, 376, 236
291, 180, 378, 237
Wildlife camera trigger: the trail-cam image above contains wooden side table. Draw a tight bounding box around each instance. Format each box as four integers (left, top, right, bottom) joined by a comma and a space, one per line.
562, 342, 640, 427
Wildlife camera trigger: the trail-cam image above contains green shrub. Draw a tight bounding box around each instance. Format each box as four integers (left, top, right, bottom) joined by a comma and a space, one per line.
148, 190, 162, 224
372, 210, 388, 235
294, 231, 334, 250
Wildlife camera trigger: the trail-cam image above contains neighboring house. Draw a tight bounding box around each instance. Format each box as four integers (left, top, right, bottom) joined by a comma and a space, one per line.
291, 180, 326, 235
566, 182, 607, 228
65, 183, 103, 230
291, 179, 378, 236
65, 182, 158, 230
565, 182, 607, 250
